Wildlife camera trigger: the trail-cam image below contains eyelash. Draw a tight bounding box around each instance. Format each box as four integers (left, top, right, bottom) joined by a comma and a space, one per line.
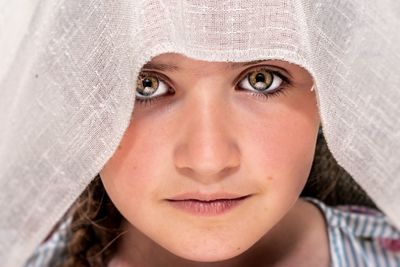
135, 72, 174, 107
236, 70, 291, 101
135, 67, 292, 107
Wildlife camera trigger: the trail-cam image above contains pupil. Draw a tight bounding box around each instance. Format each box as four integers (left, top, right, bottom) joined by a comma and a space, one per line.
143, 78, 153, 88
255, 73, 265, 82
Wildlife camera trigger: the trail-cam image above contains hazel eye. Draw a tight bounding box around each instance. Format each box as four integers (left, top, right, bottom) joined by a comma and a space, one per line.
136, 73, 169, 99
239, 68, 283, 94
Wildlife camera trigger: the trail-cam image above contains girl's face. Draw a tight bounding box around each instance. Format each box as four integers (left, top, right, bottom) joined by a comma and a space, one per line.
100, 53, 320, 262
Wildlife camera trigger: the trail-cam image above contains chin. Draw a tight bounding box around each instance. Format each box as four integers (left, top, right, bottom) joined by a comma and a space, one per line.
174, 249, 245, 263
164, 240, 250, 263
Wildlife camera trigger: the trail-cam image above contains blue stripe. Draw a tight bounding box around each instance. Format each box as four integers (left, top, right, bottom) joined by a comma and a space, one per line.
360, 214, 370, 237
332, 227, 342, 267
360, 215, 371, 267
369, 220, 381, 267
347, 212, 360, 267
337, 211, 350, 267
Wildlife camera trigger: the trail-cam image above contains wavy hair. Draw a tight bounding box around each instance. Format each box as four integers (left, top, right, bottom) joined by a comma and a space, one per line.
60, 175, 123, 267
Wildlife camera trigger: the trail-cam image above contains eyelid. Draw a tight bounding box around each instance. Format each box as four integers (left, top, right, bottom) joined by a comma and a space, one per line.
139, 70, 175, 89
233, 64, 292, 86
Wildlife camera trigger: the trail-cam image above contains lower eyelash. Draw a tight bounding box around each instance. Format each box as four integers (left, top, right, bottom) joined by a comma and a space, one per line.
136, 85, 289, 108
135, 97, 157, 107
135, 88, 174, 106
243, 85, 289, 101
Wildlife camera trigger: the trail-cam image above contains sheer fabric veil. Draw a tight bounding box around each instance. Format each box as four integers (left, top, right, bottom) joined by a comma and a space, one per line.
1, 1, 400, 266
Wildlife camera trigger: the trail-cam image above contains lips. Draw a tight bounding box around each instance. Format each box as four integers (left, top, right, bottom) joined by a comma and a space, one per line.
167, 192, 250, 202
166, 193, 251, 216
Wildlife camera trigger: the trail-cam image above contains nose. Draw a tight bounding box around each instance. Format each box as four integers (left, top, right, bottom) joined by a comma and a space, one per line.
173, 88, 241, 184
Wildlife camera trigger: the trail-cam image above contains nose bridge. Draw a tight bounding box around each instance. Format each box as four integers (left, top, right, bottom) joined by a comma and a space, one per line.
188, 91, 227, 160
189, 82, 226, 144
173, 81, 241, 182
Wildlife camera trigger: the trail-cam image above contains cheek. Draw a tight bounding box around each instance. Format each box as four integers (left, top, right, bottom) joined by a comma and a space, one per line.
100, 118, 171, 215
236, 99, 318, 233
240, 99, 318, 196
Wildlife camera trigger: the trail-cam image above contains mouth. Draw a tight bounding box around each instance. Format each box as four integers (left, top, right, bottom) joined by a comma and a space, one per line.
166, 194, 251, 216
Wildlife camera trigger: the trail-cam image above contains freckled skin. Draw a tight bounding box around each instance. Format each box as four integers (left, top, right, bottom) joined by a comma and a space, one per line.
100, 53, 326, 266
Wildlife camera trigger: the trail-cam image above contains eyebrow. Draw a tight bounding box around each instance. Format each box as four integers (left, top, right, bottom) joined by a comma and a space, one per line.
141, 60, 293, 79
141, 62, 180, 72
141, 60, 266, 72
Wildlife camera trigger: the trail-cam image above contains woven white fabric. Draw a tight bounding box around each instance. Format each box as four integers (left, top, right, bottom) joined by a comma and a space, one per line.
1, 1, 399, 266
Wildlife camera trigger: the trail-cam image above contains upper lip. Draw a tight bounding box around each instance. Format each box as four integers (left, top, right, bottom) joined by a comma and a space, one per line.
167, 192, 251, 202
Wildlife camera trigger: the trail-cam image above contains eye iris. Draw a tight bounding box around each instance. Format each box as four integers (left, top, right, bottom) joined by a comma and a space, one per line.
249, 70, 272, 91
137, 76, 159, 96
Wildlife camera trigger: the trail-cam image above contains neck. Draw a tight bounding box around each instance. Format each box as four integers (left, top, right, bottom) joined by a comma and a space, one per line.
108, 199, 329, 267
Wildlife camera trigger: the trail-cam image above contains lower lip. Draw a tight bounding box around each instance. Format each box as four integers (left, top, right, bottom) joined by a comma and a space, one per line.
167, 197, 248, 216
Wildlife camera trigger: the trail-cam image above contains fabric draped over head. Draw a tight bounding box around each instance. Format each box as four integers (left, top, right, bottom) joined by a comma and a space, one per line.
1, 0, 399, 266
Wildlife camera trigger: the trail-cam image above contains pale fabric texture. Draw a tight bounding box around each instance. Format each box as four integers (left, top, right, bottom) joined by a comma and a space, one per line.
0, 1, 399, 266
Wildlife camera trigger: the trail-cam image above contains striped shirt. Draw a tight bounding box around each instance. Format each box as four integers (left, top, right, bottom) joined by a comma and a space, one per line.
24, 198, 400, 267
307, 198, 400, 267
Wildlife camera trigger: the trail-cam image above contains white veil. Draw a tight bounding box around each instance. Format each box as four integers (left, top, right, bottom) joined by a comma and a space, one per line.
1, 1, 399, 266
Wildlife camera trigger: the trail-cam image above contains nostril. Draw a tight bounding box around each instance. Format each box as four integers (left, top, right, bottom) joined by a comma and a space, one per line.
173, 142, 241, 183
174, 142, 240, 172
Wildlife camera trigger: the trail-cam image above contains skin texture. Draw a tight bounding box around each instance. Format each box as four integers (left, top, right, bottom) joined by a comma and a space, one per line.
100, 53, 329, 266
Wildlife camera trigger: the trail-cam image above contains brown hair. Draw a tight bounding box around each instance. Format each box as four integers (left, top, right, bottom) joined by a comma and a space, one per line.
60, 175, 123, 267
60, 131, 376, 266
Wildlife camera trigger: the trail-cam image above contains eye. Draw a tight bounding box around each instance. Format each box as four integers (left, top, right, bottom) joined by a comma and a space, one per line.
238, 68, 284, 94
136, 73, 170, 100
